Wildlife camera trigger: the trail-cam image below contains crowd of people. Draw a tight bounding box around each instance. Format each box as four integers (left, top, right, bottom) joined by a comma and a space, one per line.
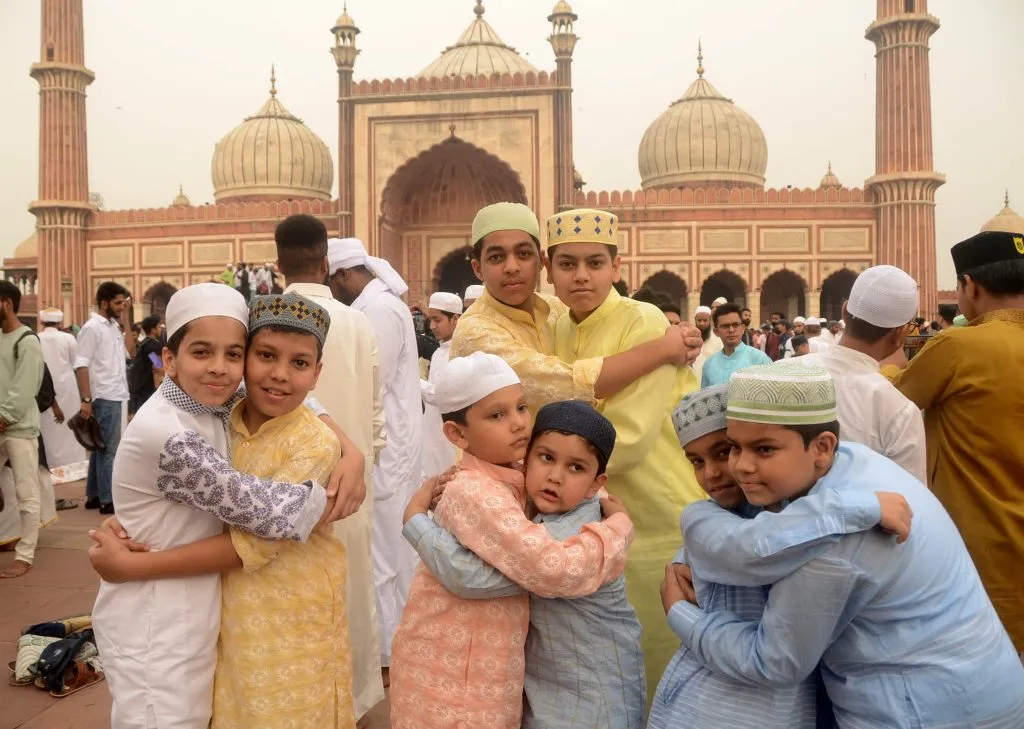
0, 201, 1021, 729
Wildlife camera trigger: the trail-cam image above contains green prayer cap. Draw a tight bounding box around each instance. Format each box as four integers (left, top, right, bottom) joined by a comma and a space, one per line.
953, 314, 968, 327
727, 361, 837, 426
471, 203, 541, 246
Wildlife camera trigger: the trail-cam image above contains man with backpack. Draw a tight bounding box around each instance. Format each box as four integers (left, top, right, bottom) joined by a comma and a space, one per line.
0, 280, 44, 578
128, 315, 164, 416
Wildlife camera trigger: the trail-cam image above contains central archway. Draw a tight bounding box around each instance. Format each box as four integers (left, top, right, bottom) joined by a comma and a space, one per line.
760, 270, 807, 320
143, 281, 177, 322
433, 246, 478, 299
700, 269, 748, 308
819, 269, 858, 322
380, 137, 528, 301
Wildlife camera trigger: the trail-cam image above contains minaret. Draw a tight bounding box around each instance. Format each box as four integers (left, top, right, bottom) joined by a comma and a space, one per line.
866, 0, 945, 316
331, 4, 360, 238
548, 1, 578, 210
29, 0, 95, 323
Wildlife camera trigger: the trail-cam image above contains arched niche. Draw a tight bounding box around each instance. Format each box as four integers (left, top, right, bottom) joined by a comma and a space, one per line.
760, 269, 807, 321
700, 269, 748, 308
819, 269, 858, 322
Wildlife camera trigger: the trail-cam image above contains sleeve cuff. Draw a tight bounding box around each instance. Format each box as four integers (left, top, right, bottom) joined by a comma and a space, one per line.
672, 546, 688, 565
291, 481, 327, 542
304, 396, 328, 417
572, 356, 603, 404
668, 600, 706, 642
840, 489, 881, 531
402, 513, 434, 548
73, 357, 91, 369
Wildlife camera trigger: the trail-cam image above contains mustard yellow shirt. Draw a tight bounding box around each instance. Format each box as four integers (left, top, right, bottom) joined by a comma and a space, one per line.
885, 309, 1024, 651
450, 290, 603, 415
555, 288, 703, 697
213, 403, 354, 729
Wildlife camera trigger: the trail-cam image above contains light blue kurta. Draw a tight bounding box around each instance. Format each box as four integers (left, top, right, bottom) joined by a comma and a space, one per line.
405, 498, 646, 729
700, 342, 772, 388
672, 442, 1024, 729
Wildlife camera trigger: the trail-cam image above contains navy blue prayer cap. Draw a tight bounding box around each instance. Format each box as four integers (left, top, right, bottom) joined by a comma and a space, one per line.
531, 400, 616, 465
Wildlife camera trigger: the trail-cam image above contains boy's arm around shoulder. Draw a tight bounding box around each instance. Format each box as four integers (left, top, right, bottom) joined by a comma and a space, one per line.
404, 513, 524, 599
154, 428, 327, 543
441, 474, 634, 599
682, 487, 883, 587
603, 307, 696, 473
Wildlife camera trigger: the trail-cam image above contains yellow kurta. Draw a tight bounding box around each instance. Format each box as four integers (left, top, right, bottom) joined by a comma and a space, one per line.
450, 289, 603, 414
213, 404, 355, 729
884, 309, 1024, 651
555, 289, 704, 698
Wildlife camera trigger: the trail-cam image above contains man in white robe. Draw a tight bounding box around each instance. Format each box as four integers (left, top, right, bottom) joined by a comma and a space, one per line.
420, 292, 462, 475
691, 305, 723, 384
328, 237, 423, 673
275, 215, 387, 718
37, 309, 87, 472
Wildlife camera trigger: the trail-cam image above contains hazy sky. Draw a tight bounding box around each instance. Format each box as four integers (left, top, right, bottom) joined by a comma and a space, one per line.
1, 0, 1021, 288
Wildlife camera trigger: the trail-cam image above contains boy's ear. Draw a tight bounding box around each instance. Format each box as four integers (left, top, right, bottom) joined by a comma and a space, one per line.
543, 252, 554, 285
812, 431, 839, 466
470, 258, 484, 282
162, 348, 176, 377
611, 255, 622, 278
310, 360, 324, 389
442, 420, 471, 451
587, 472, 608, 499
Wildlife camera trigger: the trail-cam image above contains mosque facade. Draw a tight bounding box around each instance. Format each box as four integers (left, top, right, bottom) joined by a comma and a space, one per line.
12, 0, 1012, 327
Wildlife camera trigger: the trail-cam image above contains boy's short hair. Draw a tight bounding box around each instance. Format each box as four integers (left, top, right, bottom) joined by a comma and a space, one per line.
660, 301, 682, 317
957, 260, 1024, 298
141, 315, 162, 334
843, 312, 895, 344
96, 281, 129, 307
166, 322, 192, 355
785, 420, 841, 449
441, 406, 469, 426
791, 334, 808, 349
712, 302, 743, 326
470, 234, 541, 261
0, 280, 21, 313
275, 214, 328, 278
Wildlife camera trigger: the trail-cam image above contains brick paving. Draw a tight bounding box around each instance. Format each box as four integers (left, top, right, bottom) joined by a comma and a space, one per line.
0, 481, 390, 729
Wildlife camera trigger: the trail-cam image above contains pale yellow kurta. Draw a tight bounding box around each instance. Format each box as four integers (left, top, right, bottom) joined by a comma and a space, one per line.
283, 282, 386, 717
213, 404, 354, 729
555, 289, 704, 700
450, 289, 602, 415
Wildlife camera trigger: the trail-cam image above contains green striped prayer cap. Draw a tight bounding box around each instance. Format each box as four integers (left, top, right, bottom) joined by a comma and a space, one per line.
726, 361, 837, 426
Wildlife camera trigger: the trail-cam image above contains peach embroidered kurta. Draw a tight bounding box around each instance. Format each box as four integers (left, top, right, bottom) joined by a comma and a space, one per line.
389, 454, 634, 729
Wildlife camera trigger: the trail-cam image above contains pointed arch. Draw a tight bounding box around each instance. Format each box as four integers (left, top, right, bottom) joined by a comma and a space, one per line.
699, 269, 748, 308
819, 268, 858, 322
760, 269, 808, 320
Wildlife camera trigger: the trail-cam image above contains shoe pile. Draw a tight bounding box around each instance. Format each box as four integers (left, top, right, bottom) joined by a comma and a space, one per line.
7, 615, 104, 697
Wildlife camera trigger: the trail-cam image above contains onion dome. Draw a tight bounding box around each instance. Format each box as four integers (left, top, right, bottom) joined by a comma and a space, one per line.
638, 44, 767, 190
417, 1, 539, 79
171, 185, 191, 207
981, 190, 1024, 235
211, 67, 333, 202
819, 162, 841, 189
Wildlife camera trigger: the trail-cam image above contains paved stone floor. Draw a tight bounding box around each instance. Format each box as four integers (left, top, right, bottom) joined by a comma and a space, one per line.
1, 481, 391, 729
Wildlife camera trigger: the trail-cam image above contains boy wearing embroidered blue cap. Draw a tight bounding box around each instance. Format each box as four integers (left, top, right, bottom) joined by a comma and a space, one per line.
663, 361, 1024, 729
406, 399, 646, 729
545, 207, 704, 693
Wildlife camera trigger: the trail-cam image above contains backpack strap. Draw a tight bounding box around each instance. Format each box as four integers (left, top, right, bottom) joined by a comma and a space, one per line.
13, 330, 37, 361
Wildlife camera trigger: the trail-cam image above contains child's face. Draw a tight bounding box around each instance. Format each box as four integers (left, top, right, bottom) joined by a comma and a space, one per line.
726, 420, 836, 506
546, 242, 620, 319
427, 308, 458, 342
683, 429, 745, 510
443, 384, 531, 466
244, 328, 323, 421
163, 316, 246, 407
525, 431, 606, 514
470, 230, 541, 309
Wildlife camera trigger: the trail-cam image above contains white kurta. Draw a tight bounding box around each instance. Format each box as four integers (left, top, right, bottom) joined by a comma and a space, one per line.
351, 277, 424, 665
692, 333, 723, 384
420, 340, 457, 476
285, 282, 387, 718
37, 328, 87, 469
93, 380, 326, 729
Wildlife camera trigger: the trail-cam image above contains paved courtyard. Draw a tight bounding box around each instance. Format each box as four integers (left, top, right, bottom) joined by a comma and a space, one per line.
0, 481, 390, 729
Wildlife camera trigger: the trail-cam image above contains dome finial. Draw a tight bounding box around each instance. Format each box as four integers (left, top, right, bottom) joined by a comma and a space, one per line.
270, 64, 277, 97
474, 0, 485, 17
1005, 188, 1011, 208
696, 40, 704, 78
827, 160, 833, 174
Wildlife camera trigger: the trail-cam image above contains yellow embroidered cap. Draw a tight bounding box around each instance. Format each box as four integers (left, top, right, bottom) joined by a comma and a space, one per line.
545, 208, 618, 251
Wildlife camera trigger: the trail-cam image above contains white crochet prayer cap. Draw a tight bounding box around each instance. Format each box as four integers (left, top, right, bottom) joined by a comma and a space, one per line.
712, 297, 728, 306
165, 282, 248, 339
327, 237, 409, 297
793, 316, 806, 325
39, 308, 63, 323
846, 265, 919, 329
464, 284, 485, 302
428, 292, 463, 315
422, 351, 521, 414
805, 317, 821, 326
695, 305, 712, 315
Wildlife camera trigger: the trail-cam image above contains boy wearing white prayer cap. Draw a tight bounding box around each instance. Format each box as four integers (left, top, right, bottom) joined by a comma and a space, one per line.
801, 264, 926, 482
390, 351, 634, 729
327, 236, 423, 672
90, 283, 337, 729
450, 202, 702, 419
463, 284, 484, 309
663, 360, 1024, 728
421, 291, 463, 475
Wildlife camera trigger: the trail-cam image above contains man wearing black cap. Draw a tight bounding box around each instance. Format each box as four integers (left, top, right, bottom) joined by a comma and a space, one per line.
884, 230, 1024, 655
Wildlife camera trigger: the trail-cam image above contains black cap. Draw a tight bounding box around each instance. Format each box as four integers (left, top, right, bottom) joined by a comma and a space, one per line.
532, 400, 616, 465
951, 230, 1024, 277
